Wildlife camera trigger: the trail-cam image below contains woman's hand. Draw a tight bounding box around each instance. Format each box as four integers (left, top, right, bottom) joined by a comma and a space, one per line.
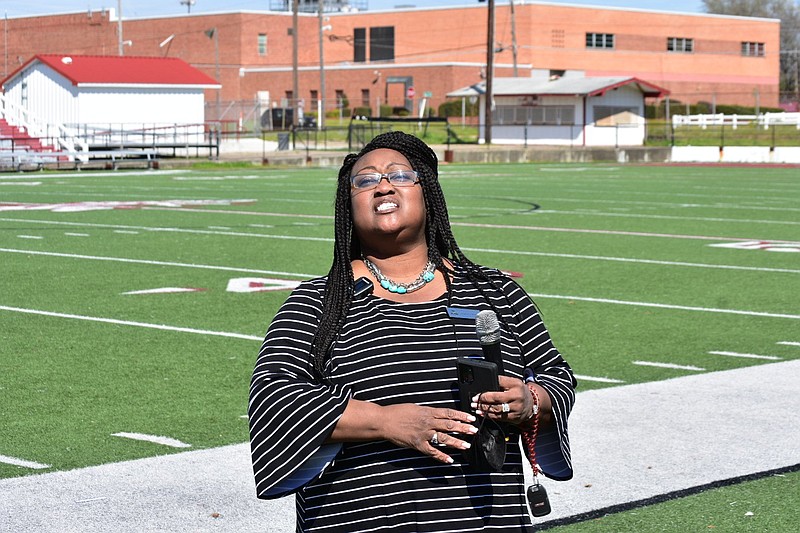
380, 404, 479, 464
470, 375, 550, 427
328, 399, 479, 464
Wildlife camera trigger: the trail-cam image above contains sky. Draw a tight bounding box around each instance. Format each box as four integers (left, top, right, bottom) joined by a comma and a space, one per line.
2, 1, 705, 19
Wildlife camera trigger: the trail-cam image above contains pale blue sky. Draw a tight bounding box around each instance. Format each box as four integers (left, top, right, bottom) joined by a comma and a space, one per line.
2, 1, 705, 19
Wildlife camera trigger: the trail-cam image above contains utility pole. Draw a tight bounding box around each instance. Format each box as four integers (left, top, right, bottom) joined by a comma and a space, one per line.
318, 0, 326, 129
510, 0, 518, 77
484, 0, 495, 144
205, 28, 220, 121
292, 0, 299, 129
117, 0, 124, 56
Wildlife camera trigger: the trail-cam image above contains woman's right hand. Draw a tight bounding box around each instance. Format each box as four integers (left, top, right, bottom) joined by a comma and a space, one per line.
380, 404, 479, 464
328, 399, 479, 464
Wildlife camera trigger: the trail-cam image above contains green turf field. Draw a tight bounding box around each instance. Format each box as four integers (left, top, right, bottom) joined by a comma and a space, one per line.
1, 163, 797, 527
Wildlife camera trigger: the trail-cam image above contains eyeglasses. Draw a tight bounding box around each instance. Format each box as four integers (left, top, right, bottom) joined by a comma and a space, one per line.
350, 170, 419, 190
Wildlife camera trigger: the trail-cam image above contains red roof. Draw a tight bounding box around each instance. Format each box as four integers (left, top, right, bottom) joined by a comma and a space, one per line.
2, 54, 220, 88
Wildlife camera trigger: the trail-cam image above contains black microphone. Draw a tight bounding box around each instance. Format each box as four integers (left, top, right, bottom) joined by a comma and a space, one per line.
475, 309, 503, 375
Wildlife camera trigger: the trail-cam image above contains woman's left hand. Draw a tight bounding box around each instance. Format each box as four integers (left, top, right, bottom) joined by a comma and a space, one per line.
470, 375, 535, 426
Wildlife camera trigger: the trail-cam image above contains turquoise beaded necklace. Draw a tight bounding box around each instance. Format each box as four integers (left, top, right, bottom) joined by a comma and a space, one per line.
362, 256, 436, 294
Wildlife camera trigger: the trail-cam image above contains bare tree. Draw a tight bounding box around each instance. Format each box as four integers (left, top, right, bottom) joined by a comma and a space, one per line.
703, 0, 800, 102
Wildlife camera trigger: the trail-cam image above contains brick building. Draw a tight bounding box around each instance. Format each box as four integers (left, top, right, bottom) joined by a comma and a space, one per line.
0, 3, 780, 124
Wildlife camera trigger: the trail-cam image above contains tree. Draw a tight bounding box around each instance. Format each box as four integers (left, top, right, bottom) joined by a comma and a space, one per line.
703, 0, 800, 102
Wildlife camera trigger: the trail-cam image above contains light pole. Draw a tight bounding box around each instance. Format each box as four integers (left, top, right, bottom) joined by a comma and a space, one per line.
318, 0, 326, 130
484, 0, 495, 144
117, 0, 124, 56
180, 0, 196, 13
205, 27, 220, 121
292, 0, 299, 129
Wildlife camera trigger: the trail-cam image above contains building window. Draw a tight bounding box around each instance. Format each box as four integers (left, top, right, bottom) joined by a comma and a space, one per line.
361, 89, 370, 107
667, 37, 693, 53
594, 106, 639, 127
310, 90, 318, 108
494, 105, 575, 126
258, 34, 267, 56
586, 33, 614, 49
353, 26, 395, 63
354, 28, 366, 62
370, 26, 395, 62
335, 90, 346, 109
741, 42, 765, 57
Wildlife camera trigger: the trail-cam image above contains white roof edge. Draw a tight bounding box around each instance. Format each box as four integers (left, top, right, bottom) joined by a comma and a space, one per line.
77, 83, 221, 89
240, 61, 529, 74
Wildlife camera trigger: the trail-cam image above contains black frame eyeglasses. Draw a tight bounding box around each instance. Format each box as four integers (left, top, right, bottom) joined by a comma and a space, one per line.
350, 170, 419, 191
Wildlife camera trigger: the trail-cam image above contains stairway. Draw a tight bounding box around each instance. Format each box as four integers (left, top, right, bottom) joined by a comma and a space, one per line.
0, 118, 70, 167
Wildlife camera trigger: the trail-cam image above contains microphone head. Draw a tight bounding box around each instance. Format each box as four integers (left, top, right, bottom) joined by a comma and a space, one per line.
475, 309, 501, 345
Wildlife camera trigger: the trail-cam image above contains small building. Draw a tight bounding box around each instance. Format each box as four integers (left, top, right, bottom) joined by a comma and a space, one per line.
448, 71, 669, 146
0, 54, 220, 152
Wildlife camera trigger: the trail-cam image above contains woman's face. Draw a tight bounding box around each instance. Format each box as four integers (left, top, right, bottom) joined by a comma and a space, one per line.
349, 148, 427, 253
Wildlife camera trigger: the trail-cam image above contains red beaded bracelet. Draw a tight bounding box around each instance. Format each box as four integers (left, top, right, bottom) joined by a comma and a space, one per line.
521, 382, 540, 474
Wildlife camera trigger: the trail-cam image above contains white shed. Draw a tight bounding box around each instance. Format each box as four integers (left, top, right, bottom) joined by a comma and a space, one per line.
1, 54, 220, 150
448, 71, 668, 146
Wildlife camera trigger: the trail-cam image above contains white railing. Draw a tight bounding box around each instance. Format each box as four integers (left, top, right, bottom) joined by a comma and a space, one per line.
673, 112, 800, 130
0, 94, 89, 161
66, 122, 209, 147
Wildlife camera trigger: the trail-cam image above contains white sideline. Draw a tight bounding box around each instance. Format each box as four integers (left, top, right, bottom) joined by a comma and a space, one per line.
1, 360, 798, 532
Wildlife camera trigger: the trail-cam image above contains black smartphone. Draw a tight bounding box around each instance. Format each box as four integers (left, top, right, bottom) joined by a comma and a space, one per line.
456, 357, 500, 413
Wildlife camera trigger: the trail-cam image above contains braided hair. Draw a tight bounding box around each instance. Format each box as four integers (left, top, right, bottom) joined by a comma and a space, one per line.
310, 131, 500, 381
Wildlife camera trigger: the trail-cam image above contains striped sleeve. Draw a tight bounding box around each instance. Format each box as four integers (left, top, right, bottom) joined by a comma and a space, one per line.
500, 276, 577, 481
248, 278, 351, 499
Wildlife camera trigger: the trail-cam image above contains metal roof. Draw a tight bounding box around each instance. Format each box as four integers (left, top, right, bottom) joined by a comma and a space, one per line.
1, 55, 221, 89
447, 76, 669, 98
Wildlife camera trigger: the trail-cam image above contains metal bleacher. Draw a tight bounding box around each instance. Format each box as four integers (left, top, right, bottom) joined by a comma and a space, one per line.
1, 95, 220, 172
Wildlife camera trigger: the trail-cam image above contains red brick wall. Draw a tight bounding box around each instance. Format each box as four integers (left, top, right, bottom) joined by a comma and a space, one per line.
0, 4, 780, 118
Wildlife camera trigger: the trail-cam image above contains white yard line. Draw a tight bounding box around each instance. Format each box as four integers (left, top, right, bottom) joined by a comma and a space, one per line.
463, 247, 800, 275
0, 170, 186, 180
2, 249, 796, 320
632, 361, 706, 371
0, 248, 317, 278
528, 293, 800, 320
5, 221, 799, 275
111, 433, 191, 449
573, 374, 625, 384
0, 306, 262, 341
778, 341, 800, 347
0, 455, 51, 470
536, 209, 800, 226
709, 351, 782, 361
0, 217, 334, 242
136, 207, 794, 243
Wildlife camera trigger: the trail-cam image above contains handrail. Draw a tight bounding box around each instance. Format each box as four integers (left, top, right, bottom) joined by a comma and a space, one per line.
0, 93, 89, 161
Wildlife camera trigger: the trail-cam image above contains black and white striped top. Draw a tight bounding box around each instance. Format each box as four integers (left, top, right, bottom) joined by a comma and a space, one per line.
249, 265, 576, 532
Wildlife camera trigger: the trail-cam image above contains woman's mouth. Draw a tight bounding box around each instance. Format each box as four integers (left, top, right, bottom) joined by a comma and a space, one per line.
375, 200, 398, 213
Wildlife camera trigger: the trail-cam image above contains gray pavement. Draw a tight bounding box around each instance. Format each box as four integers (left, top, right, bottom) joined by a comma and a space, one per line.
1, 359, 798, 532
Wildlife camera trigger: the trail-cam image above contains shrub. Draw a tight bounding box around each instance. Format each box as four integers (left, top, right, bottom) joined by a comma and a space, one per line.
438, 98, 479, 117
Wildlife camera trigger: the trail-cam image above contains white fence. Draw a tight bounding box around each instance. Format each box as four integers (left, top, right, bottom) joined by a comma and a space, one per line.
673, 112, 800, 130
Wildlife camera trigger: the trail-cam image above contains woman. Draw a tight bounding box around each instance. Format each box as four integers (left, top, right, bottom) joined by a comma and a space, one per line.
249, 131, 576, 531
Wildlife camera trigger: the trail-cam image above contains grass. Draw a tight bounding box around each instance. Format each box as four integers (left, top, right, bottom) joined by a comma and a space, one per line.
549, 470, 800, 532
0, 162, 797, 525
